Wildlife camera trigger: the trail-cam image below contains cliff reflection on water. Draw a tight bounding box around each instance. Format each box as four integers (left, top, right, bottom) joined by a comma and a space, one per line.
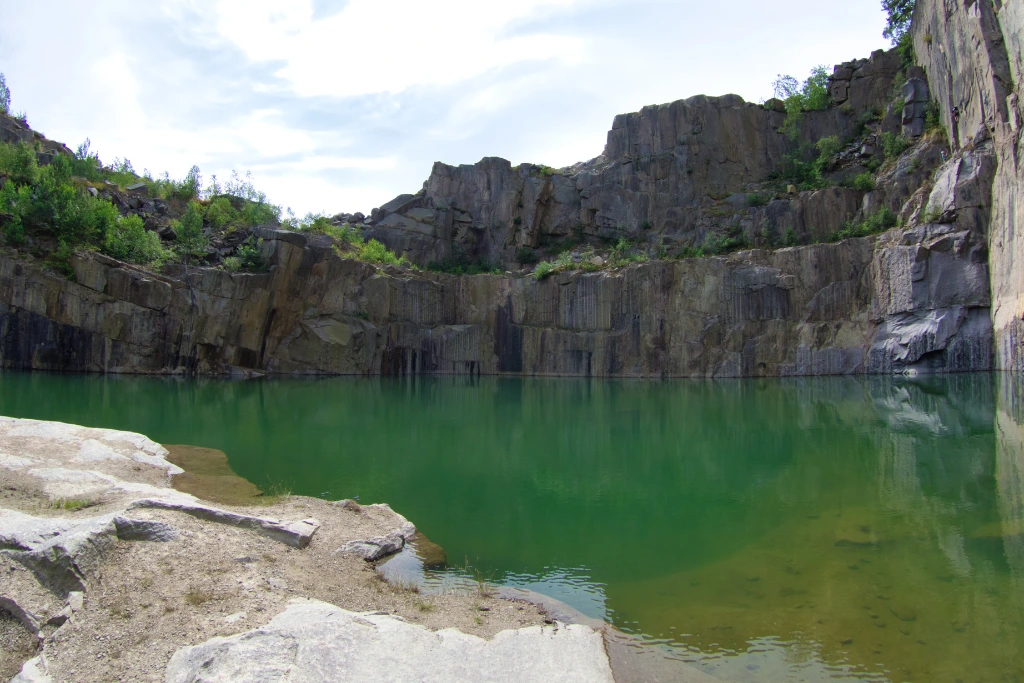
0, 372, 1022, 681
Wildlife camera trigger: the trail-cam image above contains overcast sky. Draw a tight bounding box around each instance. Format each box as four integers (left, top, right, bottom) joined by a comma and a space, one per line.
0, 1, 890, 216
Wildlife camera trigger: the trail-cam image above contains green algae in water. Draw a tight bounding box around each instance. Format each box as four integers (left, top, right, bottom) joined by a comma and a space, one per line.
2, 372, 1023, 682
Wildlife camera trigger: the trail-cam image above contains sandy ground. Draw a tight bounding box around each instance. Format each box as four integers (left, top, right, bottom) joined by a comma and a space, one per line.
30, 498, 547, 682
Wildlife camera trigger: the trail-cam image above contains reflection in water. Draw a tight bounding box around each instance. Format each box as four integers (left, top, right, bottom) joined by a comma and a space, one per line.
997, 374, 1024, 582
1, 372, 1023, 682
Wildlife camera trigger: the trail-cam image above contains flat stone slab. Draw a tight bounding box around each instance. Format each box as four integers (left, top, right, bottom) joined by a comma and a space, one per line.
0, 416, 183, 503
166, 599, 614, 683
127, 499, 320, 549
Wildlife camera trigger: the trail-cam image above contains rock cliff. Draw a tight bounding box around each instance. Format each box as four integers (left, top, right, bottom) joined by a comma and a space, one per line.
363, 49, 906, 267
0, 210, 992, 377
0, 2, 1020, 378
910, 0, 1023, 372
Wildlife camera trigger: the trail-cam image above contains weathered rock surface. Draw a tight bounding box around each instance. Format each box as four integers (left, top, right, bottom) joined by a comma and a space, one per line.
0, 416, 183, 501
364, 50, 903, 269
165, 599, 614, 683
912, 0, 1024, 373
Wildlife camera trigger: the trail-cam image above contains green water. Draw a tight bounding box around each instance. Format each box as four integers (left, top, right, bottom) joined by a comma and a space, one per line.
1, 372, 1023, 682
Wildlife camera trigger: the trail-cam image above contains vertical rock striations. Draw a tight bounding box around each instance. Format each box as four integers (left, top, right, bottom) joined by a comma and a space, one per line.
912, 0, 1023, 371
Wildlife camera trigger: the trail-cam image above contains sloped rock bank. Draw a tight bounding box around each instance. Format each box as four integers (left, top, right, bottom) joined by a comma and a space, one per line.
2, 417, 609, 682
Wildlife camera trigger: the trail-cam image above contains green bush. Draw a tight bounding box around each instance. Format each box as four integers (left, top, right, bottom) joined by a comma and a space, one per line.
534, 260, 557, 279
830, 206, 898, 241
849, 172, 877, 192
924, 100, 942, 133
515, 246, 538, 264
326, 224, 364, 245
206, 197, 241, 231
699, 229, 748, 256
773, 66, 831, 139
103, 215, 168, 265
240, 199, 280, 227
238, 237, 267, 271
70, 139, 102, 181
747, 193, 771, 207
782, 227, 798, 246
0, 182, 31, 244
168, 166, 202, 201
775, 145, 828, 191
357, 239, 405, 266
882, 133, 912, 160
33, 156, 119, 248
814, 136, 842, 173
224, 236, 267, 273
0, 147, 121, 255
0, 142, 41, 186
173, 200, 208, 263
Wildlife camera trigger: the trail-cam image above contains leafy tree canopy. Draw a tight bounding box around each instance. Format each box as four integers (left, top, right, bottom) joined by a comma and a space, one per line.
882, 0, 915, 44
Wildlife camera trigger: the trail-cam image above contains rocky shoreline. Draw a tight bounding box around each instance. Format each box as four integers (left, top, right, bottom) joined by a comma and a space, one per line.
0, 416, 629, 682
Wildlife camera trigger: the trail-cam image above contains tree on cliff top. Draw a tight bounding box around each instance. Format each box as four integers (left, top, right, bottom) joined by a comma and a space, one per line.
0, 73, 11, 115
882, 0, 915, 44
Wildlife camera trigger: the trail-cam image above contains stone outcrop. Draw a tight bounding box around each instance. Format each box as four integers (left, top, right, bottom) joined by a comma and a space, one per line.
911, 0, 1023, 372
902, 67, 931, 137
165, 600, 614, 683
364, 50, 904, 270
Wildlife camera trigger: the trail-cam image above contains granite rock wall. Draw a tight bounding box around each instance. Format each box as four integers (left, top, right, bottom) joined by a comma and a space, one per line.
913, 0, 1023, 372
0, 213, 992, 377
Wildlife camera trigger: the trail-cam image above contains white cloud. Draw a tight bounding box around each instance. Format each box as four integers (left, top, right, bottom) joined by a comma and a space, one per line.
211, 0, 594, 98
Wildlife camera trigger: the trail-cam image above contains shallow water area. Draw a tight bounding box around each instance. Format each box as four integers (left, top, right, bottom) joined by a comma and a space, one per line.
1, 371, 1023, 682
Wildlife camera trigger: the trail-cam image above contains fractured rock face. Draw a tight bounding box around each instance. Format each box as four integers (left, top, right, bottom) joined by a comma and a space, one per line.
913, 0, 1024, 373
360, 50, 903, 270
902, 73, 931, 138
165, 600, 614, 683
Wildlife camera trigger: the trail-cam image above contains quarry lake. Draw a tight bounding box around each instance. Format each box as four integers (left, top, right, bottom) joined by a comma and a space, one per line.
2, 371, 1022, 682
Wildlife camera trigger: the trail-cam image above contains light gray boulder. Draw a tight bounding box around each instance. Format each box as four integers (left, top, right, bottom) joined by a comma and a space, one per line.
1, 509, 178, 594
11, 655, 51, 683
336, 503, 416, 561
338, 532, 408, 561
165, 600, 613, 683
